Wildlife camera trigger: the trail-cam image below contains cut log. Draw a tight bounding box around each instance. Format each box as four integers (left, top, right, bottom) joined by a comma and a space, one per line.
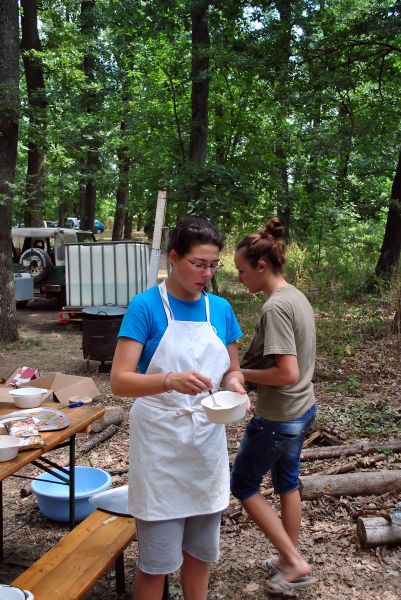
78, 424, 119, 453
303, 429, 323, 448
108, 467, 128, 476
90, 407, 124, 433
301, 441, 401, 462
319, 430, 345, 446
353, 509, 392, 521
300, 470, 401, 500
314, 453, 387, 476
357, 516, 401, 548
303, 428, 345, 449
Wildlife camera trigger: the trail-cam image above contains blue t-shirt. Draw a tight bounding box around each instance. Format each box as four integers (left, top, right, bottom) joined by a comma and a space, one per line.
119, 285, 242, 373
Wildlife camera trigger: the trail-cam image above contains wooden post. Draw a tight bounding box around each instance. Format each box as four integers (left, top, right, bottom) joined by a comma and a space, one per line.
147, 190, 167, 289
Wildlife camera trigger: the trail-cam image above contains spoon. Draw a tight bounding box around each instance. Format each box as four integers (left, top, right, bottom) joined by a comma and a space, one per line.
208, 389, 221, 407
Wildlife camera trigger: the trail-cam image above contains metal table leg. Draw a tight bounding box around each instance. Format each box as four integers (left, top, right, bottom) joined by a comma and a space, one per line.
30, 435, 76, 531
162, 575, 169, 599
115, 553, 126, 594
0, 480, 3, 561
69, 434, 76, 530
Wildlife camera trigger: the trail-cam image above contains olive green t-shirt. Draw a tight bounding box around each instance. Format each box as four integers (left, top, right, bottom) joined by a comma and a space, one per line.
241, 285, 315, 421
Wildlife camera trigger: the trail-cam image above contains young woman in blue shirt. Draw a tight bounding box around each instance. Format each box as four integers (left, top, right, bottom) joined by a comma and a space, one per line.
111, 217, 246, 600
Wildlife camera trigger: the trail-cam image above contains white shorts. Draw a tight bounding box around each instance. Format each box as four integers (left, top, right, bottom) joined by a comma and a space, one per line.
136, 512, 222, 575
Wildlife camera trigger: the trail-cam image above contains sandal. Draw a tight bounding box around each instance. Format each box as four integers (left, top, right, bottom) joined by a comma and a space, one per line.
265, 572, 317, 596
258, 557, 280, 574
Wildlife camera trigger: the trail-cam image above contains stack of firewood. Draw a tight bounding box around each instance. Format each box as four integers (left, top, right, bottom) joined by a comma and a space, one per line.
300, 431, 401, 548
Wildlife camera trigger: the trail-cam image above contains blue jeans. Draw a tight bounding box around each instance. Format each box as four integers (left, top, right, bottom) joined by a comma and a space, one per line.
231, 404, 317, 498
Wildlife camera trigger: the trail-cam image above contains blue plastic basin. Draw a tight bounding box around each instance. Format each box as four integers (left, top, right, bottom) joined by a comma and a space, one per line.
31, 466, 112, 522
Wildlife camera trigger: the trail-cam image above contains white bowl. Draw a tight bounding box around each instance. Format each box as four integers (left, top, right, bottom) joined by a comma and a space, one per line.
201, 391, 248, 424
89, 485, 130, 516
9, 387, 48, 409
0, 435, 21, 462
0, 585, 33, 599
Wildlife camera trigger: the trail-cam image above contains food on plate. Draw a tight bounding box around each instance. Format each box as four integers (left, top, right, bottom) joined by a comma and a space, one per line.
4, 417, 44, 450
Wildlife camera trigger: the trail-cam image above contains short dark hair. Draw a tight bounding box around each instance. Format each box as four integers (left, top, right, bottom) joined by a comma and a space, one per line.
167, 217, 224, 255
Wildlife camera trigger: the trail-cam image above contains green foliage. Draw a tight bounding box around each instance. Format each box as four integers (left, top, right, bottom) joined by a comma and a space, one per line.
8, 0, 401, 266
284, 242, 311, 290
289, 207, 388, 303
346, 375, 361, 395
224, 288, 264, 351
334, 399, 401, 437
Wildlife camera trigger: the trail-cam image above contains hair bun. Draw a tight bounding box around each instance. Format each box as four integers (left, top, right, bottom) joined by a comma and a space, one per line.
261, 217, 285, 240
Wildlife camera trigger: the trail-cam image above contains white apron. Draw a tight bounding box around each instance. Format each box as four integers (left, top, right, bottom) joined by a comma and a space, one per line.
128, 281, 231, 520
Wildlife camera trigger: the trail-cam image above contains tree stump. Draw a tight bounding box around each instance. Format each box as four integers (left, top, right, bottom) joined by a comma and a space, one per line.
357, 517, 401, 548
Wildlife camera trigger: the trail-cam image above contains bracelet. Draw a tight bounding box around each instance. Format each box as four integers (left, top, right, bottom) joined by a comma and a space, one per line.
163, 371, 173, 392
240, 368, 248, 381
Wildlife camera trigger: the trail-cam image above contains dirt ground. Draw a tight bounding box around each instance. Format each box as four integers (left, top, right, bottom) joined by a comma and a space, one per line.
1, 299, 401, 599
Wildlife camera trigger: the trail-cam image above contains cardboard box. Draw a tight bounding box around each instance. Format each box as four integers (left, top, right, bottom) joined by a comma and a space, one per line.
0, 369, 101, 407
0, 387, 18, 406
21, 372, 101, 406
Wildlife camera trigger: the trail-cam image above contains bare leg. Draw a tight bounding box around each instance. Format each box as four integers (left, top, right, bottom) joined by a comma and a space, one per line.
133, 569, 166, 600
181, 550, 210, 600
266, 489, 302, 571
242, 492, 310, 582
280, 489, 302, 546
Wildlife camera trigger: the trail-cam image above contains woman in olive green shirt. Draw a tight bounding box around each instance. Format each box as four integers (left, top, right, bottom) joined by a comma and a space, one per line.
230, 217, 317, 596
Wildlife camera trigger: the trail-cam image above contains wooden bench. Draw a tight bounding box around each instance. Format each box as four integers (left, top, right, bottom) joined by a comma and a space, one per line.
12, 509, 137, 599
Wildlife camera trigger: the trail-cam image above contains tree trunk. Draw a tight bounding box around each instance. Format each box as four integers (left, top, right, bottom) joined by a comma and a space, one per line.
375, 149, 401, 278
392, 292, 401, 334
79, 0, 99, 232
79, 149, 98, 230
188, 0, 210, 204
20, 0, 47, 227
112, 118, 130, 241
215, 102, 225, 165
336, 102, 352, 198
276, 144, 290, 237
58, 196, 67, 228
0, 0, 19, 343
124, 211, 133, 240
357, 517, 401, 548
274, 0, 292, 237
299, 470, 401, 500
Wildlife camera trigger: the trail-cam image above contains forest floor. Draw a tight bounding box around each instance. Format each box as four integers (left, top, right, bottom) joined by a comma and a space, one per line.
1, 294, 401, 599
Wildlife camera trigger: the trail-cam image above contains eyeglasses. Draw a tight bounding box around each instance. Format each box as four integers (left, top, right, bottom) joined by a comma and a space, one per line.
182, 256, 224, 272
